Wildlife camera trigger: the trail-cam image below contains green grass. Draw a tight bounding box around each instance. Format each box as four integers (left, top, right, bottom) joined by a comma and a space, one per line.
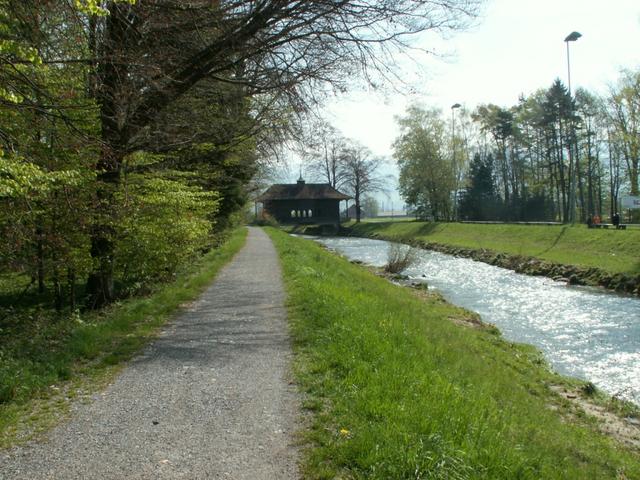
362, 216, 415, 223
267, 228, 640, 479
348, 221, 640, 275
0, 227, 247, 448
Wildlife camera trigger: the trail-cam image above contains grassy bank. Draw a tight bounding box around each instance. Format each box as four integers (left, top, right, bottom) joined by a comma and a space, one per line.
267, 228, 639, 479
348, 221, 640, 276
0, 227, 247, 448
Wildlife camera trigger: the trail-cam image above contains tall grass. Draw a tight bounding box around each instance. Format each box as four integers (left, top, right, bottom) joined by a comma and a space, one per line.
267, 228, 639, 479
0, 227, 247, 448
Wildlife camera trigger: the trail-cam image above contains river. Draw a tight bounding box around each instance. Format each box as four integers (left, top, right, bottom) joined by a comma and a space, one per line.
311, 235, 640, 405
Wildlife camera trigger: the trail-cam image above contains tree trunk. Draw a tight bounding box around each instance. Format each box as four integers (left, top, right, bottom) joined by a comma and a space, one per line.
86, 164, 121, 308
68, 268, 76, 311
85, 3, 130, 308
36, 223, 45, 294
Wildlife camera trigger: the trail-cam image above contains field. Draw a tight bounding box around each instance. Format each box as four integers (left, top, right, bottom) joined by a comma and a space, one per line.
267, 228, 640, 479
349, 221, 640, 275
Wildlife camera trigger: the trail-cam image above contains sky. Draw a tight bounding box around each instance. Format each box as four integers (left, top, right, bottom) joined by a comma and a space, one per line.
290, 0, 640, 210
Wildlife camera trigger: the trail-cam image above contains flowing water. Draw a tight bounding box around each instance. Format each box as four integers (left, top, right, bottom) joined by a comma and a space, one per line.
312, 235, 640, 405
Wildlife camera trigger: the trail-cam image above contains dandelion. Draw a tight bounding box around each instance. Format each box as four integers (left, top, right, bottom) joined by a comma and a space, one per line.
339, 428, 350, 436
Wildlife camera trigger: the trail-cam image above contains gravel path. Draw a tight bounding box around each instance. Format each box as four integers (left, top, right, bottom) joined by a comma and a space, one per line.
0, 227, 300, 479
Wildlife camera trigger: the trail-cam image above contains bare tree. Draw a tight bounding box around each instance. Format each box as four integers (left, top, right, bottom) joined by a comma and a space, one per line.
340, 142, 389, 222
298, 119, 348, 188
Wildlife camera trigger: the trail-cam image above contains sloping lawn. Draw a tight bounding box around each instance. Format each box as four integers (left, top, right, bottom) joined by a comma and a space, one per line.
350, 221, 640, 275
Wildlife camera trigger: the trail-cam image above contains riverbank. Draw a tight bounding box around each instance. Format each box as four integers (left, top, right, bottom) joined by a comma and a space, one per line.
267, 228, 639, 479
0, 228, 247, 449
341, 221, 640, 295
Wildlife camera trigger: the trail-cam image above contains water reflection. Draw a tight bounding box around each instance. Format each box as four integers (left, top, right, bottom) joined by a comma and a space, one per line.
314, 236, 640, 405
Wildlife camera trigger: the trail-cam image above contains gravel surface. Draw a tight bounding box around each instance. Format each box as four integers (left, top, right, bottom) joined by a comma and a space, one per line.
0, 227, 300, 479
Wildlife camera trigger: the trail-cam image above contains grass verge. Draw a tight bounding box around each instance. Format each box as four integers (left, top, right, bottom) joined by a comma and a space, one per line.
0, 227, 247, 449
266, 228, 639, 479
348, 221, 640, 275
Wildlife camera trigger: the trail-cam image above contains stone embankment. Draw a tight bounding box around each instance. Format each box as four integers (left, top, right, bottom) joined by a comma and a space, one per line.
342, 230, 640, 296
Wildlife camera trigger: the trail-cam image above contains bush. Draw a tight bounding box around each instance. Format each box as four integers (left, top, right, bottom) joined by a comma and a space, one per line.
114, 174, 220, 294
252, 213, 279, 227
384, 244, 416, 273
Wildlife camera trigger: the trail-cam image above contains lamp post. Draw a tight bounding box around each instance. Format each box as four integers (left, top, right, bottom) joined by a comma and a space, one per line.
451, 103, 461, 220
564, 31, 581, 96
451, 103, 461, 136
564, 31, 581, 223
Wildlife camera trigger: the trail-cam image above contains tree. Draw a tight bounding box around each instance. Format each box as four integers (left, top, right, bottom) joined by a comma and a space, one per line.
340, 142, 388, 223
607, 69, 640, 200
0, 0, 486, 306
82, 0, 482, 304
449, 106, 472, 220
575, 88, 607, 219
298, 119, 347, 188
458, 153, 501, 220
394, 106, 455, 221
361, 197, 380, 218
472, 104, 515, 209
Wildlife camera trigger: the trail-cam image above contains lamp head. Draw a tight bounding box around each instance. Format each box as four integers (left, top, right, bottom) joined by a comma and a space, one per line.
564, 31, 582, 42
451, 103, 461, 109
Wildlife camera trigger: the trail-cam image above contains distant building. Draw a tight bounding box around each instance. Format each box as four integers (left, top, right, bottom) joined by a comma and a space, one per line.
257, 178, 351, 225
344, 204, 367, 219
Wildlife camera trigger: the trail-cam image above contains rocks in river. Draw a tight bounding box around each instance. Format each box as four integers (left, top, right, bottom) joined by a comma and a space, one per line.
568, 274, 580, 285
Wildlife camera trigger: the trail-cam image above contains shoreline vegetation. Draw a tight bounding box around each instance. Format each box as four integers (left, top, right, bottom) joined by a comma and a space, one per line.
267, 228, 640, 479
0, 228, 247, 449
336, 221, 640, 295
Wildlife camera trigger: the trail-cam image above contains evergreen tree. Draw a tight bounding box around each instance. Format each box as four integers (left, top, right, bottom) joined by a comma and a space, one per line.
458, 153, 502, 220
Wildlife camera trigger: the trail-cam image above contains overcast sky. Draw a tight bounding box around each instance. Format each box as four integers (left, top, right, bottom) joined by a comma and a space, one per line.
296, 0, 640, 209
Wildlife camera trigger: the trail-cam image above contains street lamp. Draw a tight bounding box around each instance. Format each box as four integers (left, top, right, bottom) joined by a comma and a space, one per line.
451, 103, 461, 142
451, 103, 461, 220
564, 31, 581, 96
564, 31, 581, 223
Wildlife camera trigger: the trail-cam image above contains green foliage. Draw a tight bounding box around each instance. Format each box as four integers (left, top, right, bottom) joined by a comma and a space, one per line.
458, 153, 503, 220
608, 69, 640, 197
268, 229, 640, 479
115, 172, 220, 292
0, 151, 94, 304
0, 152, 85, 198
394, 106, 455, 221
73, 0, 136, 16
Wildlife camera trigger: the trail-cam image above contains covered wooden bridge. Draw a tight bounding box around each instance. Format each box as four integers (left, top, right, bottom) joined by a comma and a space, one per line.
256, 178, 351, 225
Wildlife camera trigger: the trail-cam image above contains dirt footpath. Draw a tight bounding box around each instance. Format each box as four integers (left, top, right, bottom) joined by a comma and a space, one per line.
0, 227, 300, 479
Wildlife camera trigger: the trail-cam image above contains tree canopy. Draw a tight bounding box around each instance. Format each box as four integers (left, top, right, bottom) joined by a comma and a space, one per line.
0, 0, 482, 307
394, 69, 640, 224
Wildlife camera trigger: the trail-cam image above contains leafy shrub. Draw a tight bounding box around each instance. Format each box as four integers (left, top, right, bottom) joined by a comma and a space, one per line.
114, 174, 220, 293
253, 213, 279, 227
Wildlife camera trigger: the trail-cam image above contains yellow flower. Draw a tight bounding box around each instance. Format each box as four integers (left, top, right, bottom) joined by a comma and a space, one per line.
339, 428, 350, 436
